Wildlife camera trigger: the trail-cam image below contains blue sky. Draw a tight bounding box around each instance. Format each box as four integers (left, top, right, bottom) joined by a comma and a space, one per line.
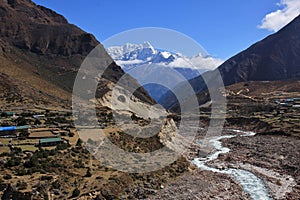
32, 0, 300, 60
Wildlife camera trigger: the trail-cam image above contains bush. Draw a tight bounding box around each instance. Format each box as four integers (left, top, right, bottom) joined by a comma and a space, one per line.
15, 117, 27, 126
0, 178, 6, 191
34, 119, 41, 125
49, 149, 57, 156
3, 174, 12, 180
0, 112, 8, 118
26, 167, 40, 175
24, 156, 39, 168
16, 181, 27, 190
16, 169, 27, 176
11, 147, 22, 155
56, 143, 70, 151
4, 157, 21, 167
0, 152, 9, 157
71, 188, 80, 197
68, 132, 75, 137
52, 180, 61, 189
85, 168, 92, 177
74, 160, 85, 168
76, 139, 82, 147
34, 149, 50, 158
40, 175, 53, 181
54, 117, 69, 124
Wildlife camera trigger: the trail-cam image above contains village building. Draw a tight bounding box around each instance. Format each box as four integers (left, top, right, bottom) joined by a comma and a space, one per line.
0, 125, 29, 137
38, 138, 63, 147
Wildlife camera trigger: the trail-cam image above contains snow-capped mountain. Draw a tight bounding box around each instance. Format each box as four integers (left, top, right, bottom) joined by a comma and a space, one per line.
107, 42, 223, 75
106, 42, 223, 101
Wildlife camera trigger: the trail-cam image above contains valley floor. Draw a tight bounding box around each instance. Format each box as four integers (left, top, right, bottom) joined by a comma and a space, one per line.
150, 131, 300, 200
219, 134, 300, 199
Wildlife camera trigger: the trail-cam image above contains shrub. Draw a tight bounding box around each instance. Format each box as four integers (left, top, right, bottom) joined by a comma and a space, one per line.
68, 132, 75, 137
76, 138, 83, 146
85, 168, 92, 177
52, 180, 61, 189
74, 160, 84, 168
0, 178, 6, 191
16, 181, 27, 190
12, 147, 22, 155
24, 156, 39, 168
16, 169, 27, 176
71, 188, 80, 197
15, 117, 27, 126
56, 143, 70, 151
4, 157, 21, 167
0, 112, 8, 118
40, 175, 53, 181
34, 119, 41, 125
3, 174, 12, 180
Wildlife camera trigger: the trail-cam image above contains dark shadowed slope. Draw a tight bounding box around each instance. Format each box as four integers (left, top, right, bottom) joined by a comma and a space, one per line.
159, 15, 300, 111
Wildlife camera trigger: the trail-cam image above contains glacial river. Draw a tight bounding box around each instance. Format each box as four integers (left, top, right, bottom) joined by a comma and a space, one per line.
192, 130, 273, 200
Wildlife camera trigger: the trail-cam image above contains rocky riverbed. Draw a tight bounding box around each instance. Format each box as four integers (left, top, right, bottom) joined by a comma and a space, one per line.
218, 133, 300, 199
149, 129, 300, 200
149, 169, 250, 200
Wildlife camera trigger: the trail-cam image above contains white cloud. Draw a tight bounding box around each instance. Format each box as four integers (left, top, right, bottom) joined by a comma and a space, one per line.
259, 0, 300, 32
167, 55, 223, 70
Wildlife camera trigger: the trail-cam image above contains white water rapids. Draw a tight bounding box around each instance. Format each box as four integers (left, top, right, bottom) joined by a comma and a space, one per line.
192, 130, 273, 200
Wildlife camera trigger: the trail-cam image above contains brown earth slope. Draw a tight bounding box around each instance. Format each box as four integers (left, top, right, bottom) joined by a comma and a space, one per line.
0, 0, 154, 108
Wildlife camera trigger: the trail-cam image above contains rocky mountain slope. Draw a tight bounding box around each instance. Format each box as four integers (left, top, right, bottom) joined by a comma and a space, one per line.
0, 1, 194, 199
0, 0, 154, 107
159, 14, 300, 110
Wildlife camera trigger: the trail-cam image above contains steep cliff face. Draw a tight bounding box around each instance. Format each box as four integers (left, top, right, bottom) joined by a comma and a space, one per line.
0, 0, 154, 106
0, 0, 98, 57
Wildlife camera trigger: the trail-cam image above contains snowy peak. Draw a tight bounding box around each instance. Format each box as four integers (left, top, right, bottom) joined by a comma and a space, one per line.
141, 41, 154, 49
160, 51, 172, 59
152, 51, 176, 64
137, 42, 157, 60
107, 42, 157, 61
106, 41, 223, 71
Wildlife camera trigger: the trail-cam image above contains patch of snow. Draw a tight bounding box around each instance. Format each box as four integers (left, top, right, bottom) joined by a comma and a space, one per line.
160, 51, 172, 59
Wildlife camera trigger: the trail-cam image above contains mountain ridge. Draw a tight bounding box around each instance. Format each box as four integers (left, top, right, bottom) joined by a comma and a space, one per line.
107, 42, 222, 73
0, 0, 155, 106
159, 14, 300, 111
